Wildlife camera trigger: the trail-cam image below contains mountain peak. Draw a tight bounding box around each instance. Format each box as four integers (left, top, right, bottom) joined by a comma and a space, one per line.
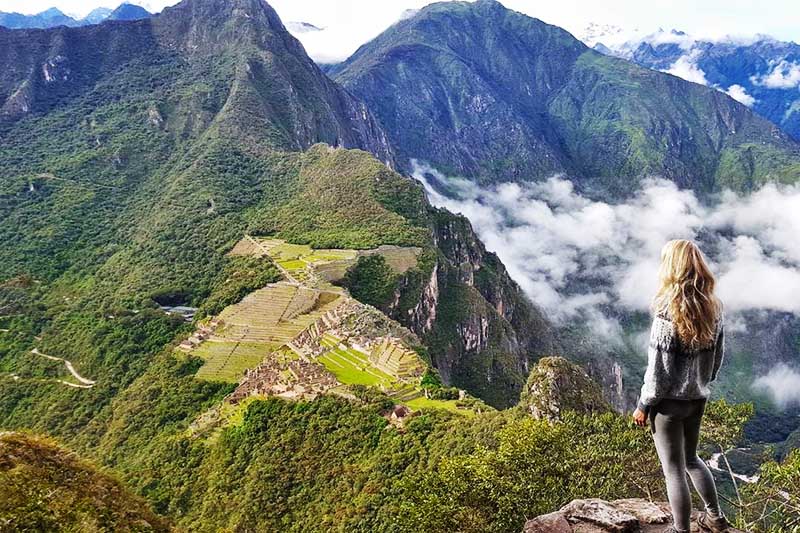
40, 7, 66, 16
153, 0, 293, 52
109, 3, 151, 21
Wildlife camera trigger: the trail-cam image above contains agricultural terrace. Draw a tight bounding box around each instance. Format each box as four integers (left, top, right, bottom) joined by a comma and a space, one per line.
229, 236, 421, 289
192, 283, 344, 382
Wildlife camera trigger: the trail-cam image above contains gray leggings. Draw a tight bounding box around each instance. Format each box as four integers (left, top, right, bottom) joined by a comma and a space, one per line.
649, 399, 721, 532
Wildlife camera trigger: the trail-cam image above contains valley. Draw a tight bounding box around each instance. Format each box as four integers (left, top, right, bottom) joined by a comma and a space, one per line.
0, 0, 799, 531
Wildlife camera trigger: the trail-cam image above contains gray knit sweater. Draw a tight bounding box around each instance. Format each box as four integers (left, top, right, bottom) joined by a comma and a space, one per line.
637, 310, 725, 413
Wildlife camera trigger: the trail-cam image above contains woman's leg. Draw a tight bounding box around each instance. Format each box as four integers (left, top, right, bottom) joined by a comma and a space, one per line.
684, 399, 722, 516
651, 402, 692, 532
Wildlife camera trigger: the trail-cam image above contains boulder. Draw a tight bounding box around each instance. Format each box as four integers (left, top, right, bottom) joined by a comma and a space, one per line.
523, 498, 748, 532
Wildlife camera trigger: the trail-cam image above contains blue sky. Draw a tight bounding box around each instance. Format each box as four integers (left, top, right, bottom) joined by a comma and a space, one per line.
2, 0, 799, 62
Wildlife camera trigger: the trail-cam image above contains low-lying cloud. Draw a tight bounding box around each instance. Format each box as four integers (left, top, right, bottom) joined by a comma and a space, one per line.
724, 84, 756, 106
413, 162, 800, 406
751, 59, 800, 89
665, 51, 710, 85
753, 364, 800, 408
414, 161, 800, 319
661, 53, 756, 106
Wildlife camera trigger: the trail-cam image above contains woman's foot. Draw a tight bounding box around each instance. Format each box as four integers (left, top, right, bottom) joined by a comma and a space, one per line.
697, 511, 730, 532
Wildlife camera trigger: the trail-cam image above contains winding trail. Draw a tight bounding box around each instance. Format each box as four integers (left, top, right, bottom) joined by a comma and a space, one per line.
31, 349, 96, 387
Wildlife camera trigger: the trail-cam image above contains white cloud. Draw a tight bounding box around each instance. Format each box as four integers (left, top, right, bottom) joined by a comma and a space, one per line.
663, 50, 710, 85
646, 29, 697, 49
412, 162, 800, 325
751, 59, 800, 89
725, 84, 756, 106
753, 364, 800, 408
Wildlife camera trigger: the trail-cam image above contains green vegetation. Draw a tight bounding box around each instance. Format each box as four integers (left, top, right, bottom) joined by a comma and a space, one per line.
5, 2, 788, 532
318, 334, 395, 388
331, 0, 800, 193
342, 254, 398, 309
738, 449, 800, 532
0, 432, 169, 532
251, 147, 430, 249
197, 256, 282, 318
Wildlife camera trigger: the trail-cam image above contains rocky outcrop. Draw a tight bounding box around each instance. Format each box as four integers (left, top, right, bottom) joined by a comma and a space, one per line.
520, 356, 611, 420
523, 498, 747, 533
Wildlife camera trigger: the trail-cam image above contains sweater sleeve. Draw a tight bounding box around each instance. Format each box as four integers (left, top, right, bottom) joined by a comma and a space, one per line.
637, 316, 673, 413
711, 323, 725, 382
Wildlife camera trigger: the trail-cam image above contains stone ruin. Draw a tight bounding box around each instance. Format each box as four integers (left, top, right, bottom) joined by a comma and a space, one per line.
178, 320, 219, 352
228, 356, 338, 404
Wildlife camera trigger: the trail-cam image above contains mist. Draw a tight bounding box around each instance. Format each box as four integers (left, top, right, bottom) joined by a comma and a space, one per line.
412, 161, 800, 406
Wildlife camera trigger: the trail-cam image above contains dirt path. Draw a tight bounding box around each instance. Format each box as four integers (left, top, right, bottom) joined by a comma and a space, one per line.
31, 349, 96, 387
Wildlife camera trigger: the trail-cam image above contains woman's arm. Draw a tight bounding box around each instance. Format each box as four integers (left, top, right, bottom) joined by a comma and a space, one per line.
637, 316, 673, 414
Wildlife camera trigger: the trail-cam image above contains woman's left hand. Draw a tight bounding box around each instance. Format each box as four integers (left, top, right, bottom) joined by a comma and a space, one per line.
633, 408, 648, 427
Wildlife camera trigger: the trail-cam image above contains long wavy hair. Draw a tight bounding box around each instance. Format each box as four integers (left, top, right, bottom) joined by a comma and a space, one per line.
652, 239, 721, 351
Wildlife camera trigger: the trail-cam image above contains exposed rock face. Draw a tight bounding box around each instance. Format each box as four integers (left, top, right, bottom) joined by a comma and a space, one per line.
523, 498, 747, 533
396, 210, 559, 408
520, 356, 611, 420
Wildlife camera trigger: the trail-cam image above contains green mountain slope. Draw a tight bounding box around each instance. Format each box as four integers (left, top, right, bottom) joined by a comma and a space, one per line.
0, 1, 555, 465
0, 432, 170, 532
330, 0, 800, 194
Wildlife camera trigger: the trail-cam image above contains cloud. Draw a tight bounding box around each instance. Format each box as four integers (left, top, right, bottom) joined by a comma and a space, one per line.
412, 162, 800, 324
664, 50, 709, 85
725, 84, 756, 106
753, 364, 800, 408
751, 59, 800, 89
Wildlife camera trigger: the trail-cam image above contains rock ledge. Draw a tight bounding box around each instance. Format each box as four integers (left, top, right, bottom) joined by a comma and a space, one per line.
523, 498, 747, 532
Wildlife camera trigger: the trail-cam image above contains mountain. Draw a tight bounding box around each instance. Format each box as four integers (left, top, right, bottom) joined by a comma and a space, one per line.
83, 7, 115, 24
0, 4, 151, 29
109, 3, 152, 21
0, 432, 170, 531
0, 7, 79, 29
330, 0, 800, 195
0, 0, 558, 427
592, 29, 800, 141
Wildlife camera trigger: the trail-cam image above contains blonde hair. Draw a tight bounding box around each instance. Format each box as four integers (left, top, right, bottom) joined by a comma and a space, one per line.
653, 239, 720, 351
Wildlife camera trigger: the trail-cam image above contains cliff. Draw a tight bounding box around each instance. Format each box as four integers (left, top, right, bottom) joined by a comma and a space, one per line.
391, 208, 559, 408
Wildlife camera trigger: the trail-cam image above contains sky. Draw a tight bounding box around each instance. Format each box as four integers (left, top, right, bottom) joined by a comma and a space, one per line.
2, 0, 800, 62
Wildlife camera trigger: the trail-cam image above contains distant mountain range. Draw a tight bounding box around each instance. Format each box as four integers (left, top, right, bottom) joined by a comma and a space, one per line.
0, 3, 151, 29
584, 27, 800, 141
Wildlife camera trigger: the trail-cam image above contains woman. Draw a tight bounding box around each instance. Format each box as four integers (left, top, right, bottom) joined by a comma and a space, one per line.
632, 240, 729, 533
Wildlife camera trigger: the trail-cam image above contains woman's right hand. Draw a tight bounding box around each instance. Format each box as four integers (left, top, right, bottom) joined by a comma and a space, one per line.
633, 408, 648, 427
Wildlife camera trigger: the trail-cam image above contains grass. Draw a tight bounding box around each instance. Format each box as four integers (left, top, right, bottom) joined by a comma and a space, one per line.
405, 396, 472, 415
317, 334, 396, 388
191, 278, 344, 383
